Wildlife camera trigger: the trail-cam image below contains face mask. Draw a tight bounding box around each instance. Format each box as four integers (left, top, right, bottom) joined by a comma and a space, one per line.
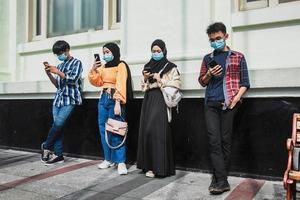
211, 39, 225, 50
57, 53, 67, 61
152, 52, 164, 61
103, 53, 114, 63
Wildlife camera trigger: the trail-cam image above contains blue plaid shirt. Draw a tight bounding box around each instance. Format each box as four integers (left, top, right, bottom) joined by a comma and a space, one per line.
53, 57, 83, 107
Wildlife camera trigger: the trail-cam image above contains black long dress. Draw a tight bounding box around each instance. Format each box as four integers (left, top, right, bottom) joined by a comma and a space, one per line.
137, 88, 175, 177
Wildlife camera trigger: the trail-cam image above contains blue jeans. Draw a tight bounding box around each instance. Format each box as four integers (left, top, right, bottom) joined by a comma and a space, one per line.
98, 92, 126, 163
43, 105, 75, 156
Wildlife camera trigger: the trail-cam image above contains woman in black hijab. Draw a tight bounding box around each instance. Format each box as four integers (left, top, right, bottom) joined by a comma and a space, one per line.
88, 42, 133, 175
137, 39, 181, 178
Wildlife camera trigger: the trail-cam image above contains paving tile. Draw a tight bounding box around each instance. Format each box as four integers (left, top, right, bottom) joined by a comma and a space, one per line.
119, 171, 188, 199
143, 181, 227, 200
59, 189, 99, 200
16, 179, 80, 198
0, 173, 23, 184
0, 157, 89, 177
254, 182, 285, 200
0, 188, 55, 200
88, 169, 142, 192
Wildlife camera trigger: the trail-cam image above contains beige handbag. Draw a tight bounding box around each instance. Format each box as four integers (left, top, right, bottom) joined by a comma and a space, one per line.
105, 117, 128, 149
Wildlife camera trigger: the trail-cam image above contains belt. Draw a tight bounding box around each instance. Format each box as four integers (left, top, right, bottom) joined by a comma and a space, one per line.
207, 101, 224, 108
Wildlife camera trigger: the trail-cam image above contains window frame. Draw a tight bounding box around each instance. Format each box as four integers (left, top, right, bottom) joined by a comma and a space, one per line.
27, 0, 121, 41
278, 0, 300, 3
28, 0, 47, 41
239, 0, 300, 11
110, 0, 121, 30
239, 0, 269, 11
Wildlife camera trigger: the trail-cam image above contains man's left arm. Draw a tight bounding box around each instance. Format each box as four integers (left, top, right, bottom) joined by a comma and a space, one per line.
229, 56, 250, 109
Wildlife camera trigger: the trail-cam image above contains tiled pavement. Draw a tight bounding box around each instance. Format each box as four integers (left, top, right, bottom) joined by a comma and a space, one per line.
0, 149, 286, 200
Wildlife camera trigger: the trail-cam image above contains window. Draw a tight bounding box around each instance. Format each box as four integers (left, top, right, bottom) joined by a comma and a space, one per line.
28, 0, 46, 41
28, 0, 120, 41
279, 0, 300, 3
239, 0, 269, 11
110, 0, 121, 29
35, 0, 41, 36
47, 0, 104, 37
239, 0, 300, 10
116, 0, 121, 23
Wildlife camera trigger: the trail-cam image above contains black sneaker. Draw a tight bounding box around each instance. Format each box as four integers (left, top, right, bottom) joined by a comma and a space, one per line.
208, 175, 217, 192
41, 143, 51, 163
45, 154, 64, 166
210, 180, 230, 195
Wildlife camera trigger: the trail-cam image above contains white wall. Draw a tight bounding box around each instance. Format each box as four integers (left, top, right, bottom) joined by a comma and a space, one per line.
0, 0, 300, 99
0, 0, 11, 80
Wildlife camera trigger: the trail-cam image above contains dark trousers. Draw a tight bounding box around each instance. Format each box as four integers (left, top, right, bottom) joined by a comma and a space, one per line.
204, 102, 239, 182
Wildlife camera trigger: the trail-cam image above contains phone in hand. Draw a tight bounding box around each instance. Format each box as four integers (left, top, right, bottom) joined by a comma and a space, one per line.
94, 54, 101, 62
143, 66, 152, 74
207, 60, 218, 68
43, 61, 49, 66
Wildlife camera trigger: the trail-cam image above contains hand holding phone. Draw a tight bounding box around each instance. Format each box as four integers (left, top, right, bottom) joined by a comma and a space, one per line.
207, 60, 222, 76
207, 60, 218, 68
43, 61, 49, 67
143, 66, 152, 74
43, 61, 50, 73
92, 54, 102, 70
94, 54, 100, 62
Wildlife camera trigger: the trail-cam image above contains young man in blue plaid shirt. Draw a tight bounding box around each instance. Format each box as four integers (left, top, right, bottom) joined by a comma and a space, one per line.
41, 40, 83, 165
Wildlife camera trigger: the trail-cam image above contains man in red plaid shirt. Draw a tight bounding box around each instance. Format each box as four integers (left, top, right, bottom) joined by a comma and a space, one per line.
198, 22, 250, 195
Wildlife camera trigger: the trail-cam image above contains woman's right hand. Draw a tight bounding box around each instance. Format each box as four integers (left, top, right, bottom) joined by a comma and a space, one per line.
92, 60, 102, 71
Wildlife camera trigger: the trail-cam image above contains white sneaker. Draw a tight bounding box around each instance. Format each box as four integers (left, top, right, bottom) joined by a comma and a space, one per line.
145, 171, 155, 178
117, 163, 128, 175
98, 160, 115, 169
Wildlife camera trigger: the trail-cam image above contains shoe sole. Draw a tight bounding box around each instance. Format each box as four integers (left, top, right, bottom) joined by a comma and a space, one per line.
210, 188, 230, 195
98, 165, 114, 169
44, 160, 64, 166
98, 163, 116, 169
98, 166, 109, 169
145, 174, 155, 178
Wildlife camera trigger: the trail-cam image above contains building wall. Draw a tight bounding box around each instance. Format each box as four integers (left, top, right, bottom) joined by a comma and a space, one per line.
0, 97, 298, 179
0, 0, 299, 96
0, 0, 300, 178
0, 0, 11, 80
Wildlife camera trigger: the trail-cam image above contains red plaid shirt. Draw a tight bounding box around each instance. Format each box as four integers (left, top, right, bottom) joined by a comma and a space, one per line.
199, 50, 250, 108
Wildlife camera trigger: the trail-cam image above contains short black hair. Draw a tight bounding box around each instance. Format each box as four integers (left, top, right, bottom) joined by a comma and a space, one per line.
52, 40, 70, 55
206, 22, 227, 35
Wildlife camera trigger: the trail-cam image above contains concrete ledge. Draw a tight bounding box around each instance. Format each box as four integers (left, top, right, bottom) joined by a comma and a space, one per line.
0, 68, 300, 99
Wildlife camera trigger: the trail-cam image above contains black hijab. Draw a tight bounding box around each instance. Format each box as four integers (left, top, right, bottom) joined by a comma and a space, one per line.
103, 43, 121, 68
143, 39, 177, 77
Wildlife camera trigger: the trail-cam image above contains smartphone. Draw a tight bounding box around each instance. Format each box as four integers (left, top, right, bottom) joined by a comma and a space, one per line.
207, 60, 218, 68
94, 54, 100, 62
143, 66, 152, 73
